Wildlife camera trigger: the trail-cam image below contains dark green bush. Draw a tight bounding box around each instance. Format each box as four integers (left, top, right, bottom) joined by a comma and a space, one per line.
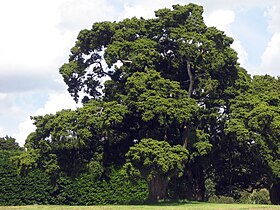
56, 169, 148, 205
0, 149, 148, 205
17, 170, 55, 205
0, 151, 54, 205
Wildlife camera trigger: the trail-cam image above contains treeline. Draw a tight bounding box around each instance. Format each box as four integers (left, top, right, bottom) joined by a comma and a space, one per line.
0, 3, 279, 205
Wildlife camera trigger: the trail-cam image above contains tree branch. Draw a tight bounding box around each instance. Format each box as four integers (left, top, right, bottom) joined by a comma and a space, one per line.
187, 61, 194, 98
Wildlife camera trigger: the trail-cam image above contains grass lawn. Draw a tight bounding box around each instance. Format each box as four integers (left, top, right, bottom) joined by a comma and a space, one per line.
0, 203, 279, 210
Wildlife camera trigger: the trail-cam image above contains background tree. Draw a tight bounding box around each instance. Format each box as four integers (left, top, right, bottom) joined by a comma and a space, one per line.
225, 75, 280, 204
0, 136, 22, 151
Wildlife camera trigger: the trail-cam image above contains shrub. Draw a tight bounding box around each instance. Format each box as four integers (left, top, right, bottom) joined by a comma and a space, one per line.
0, 151, 54, 206
250, 189, 270, 204
238, 188, 271, 204
205, 178, 216, 199
54, 169, 148, 205
0, 149, 148, 205
238, 191, 251, 204
208, 195, 235, 204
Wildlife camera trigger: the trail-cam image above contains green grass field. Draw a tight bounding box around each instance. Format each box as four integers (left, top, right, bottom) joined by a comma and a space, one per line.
0, 203, 279, 210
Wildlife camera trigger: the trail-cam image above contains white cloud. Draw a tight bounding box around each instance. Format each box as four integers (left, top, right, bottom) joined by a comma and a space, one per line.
13, 91, 79, 146
119, 3, 156, 20
204, 10, 249, 69
0, 93, 7, 100
0, 126, 4, 137
231, 40, 249, 67
0, 0, 120, 83
58, 0, 117, 31
264, 5, 280, 34
14, 119, 36, 146
261, 4, 280, 76
118, 0, 174, 20
0, 93, 21, 115
204, 10, 235, 32
35, 92, 79, 116
0, 1, 64, 73
260, 33, 280, 76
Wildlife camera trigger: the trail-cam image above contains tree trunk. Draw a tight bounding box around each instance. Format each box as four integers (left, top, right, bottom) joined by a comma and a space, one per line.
166, 165, 206, 201
182, 61, 206, 200
182, 125, 189, 149
192, 165, 205, 201
182, 61, 194, 149
148, 175, 169, 202
185, 165, 206, 201
270, 183, 280, 205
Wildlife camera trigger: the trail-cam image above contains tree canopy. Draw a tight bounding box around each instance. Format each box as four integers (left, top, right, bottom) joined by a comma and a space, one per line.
124, 138, 188, 201
225, 75, 280, 204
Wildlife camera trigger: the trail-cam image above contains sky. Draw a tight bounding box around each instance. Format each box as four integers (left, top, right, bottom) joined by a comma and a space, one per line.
0, 0, 280, 146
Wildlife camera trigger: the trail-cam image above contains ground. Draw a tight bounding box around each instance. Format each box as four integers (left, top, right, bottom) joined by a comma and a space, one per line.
0, 203, 279, 210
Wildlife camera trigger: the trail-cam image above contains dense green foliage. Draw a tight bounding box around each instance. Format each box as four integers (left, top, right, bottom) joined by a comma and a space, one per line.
224, 75, 280, 204
0, 165, 147, 206
226, 75, 280, 180
125, 139, 188, 180
125, 139, 188, 200
1, 3, 279, 205
0, 137, 147, 206
53, 170, 147, 205
0, 137, 53, 205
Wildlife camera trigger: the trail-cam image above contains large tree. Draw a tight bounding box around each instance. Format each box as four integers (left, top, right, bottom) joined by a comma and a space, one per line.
58, 3, 241, 201
16, 3, 254, 202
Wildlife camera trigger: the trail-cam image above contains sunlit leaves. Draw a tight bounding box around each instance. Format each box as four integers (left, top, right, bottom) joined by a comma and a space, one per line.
124, 138, 188, 180
124, 70, 198, 125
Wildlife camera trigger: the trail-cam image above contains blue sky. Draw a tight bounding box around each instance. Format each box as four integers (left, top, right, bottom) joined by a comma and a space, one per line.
0, 0, 280, 146
232, 8, 270, 66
